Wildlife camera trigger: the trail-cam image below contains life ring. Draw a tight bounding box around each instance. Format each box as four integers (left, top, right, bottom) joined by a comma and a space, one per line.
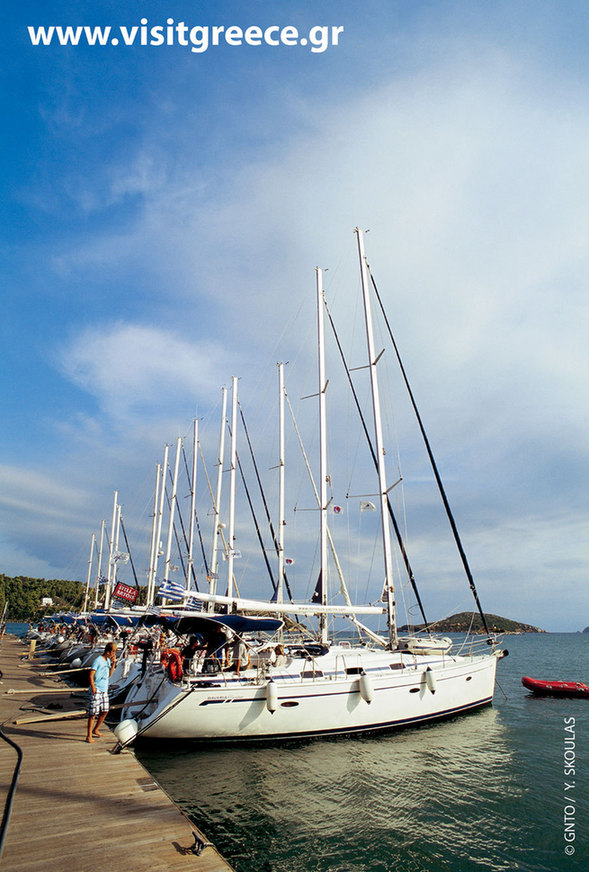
166, 649, 183, 682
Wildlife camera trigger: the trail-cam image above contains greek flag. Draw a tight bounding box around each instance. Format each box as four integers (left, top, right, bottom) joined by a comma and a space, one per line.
157, 578, 188, 601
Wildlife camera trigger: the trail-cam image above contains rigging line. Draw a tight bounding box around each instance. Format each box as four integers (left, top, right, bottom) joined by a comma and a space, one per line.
226, 419, 278, 597
238, 405, 296, 604
368, 266, 493, 641
194, 444, 213, 579
119, 516, 140, 589
180, 445, 200, 590
323, 298, 429, 628
164, 478, 188, 582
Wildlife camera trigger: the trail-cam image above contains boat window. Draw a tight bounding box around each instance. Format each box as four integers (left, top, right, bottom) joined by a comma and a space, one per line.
389, 663, 404, 670
345, 667, 364, 676
301, 670, 324, 679
466, 676, 472, 681
409, 687, 420, 693
280, 701, 299, 708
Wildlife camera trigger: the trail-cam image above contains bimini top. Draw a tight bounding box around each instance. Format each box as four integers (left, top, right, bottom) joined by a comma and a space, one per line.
89, 611, 142, 627
142, 612, 283, 636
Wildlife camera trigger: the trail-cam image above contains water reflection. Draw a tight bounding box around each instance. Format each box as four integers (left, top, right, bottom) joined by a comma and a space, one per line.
139, 708, 525, 872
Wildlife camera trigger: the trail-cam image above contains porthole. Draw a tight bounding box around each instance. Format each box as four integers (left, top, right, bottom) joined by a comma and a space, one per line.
280, 701, 299, 708
409, 687, 420, 694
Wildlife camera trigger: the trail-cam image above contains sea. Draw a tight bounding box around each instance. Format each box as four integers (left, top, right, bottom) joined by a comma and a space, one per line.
6, 625, 587, 870
137, 633, 588, 872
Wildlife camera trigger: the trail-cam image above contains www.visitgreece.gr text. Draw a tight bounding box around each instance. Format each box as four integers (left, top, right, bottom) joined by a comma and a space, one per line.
27, 20, 344, 53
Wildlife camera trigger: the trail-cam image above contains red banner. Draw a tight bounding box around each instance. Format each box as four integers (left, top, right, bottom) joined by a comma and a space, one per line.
113, 582, 138, 604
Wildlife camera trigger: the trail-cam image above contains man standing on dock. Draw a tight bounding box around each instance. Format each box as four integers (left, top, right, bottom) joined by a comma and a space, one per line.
86, 641, 117, 743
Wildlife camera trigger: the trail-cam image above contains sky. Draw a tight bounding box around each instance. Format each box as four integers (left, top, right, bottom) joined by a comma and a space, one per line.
1, 0, 588, 631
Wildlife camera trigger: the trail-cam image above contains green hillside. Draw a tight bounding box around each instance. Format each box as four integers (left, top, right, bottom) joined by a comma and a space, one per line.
399, 612, 546, 634
0, 574, 148, 621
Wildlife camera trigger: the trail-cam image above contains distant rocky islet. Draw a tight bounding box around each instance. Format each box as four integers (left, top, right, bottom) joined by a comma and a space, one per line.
399, 612, 546, 634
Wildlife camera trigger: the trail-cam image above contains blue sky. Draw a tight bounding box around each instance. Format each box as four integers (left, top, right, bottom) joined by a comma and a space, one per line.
1, 1, 588, 631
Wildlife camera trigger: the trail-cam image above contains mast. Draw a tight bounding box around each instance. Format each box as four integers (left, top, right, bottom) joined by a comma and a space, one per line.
209, 387, 228, 609
152, 445, 169, 601
186, 418, 199, 589
226, 377, 238, 600
277, 362, 286, 608
164, 437, 182, 584
82, 532, 95, 614
316, 267, 329, 644
146, 462, 161, 607
104, 490, 118, 611
355, 227, 398, 649
94, 519, 105, 609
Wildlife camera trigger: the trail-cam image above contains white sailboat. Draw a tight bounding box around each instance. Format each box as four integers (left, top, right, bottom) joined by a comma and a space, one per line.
118, 230, 506, 745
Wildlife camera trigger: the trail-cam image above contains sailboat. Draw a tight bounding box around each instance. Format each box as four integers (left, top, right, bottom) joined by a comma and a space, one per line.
118, 229, 506, 745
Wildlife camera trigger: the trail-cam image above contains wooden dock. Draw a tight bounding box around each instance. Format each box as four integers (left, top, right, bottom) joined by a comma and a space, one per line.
0, 635, 234, 872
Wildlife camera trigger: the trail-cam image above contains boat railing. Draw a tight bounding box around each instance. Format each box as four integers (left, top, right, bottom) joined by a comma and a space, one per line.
454, 634, 503, 658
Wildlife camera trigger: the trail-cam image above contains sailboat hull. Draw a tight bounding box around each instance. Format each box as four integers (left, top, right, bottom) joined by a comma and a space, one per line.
122, 647, 500, 742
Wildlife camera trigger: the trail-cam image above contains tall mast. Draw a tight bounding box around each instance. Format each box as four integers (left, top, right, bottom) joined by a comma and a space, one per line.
209, 386, 228, 608
186, 418, 199, 588
104, 490, 118, 610
277, 362, 286, 607
94, 519, 105, 609
146, 462, 161, 607
355, 227, 398, 649
316, 267, 329, 644
226, 377, 238, 600
164, 436, 182, 583
152, 445, 169, 601
82, 533, 95, 614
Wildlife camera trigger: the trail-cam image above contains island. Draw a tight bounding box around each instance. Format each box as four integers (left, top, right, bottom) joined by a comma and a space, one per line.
398, 612, 546, 634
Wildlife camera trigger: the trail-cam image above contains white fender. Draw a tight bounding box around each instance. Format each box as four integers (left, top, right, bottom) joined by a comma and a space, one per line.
113, 718, 138, 746
266, 679, 278, 713
425, 666, 437, 694
71, 658, 82, 668
359, 672, 374, 703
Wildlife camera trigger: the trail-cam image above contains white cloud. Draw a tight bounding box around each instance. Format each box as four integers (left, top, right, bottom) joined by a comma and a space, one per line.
58, 322, 236, 427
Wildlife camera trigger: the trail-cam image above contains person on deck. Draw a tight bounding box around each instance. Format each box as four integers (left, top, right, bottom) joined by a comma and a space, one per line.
203, 626, 226, 673
229, 635, 251, 676
181, 634, 203, 673
86, 641, 117, 743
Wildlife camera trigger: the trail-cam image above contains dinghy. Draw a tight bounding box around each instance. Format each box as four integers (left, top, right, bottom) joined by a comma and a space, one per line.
522, 676, 589, 698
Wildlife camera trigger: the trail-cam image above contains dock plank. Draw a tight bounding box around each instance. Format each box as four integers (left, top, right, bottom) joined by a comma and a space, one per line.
0, 635, 234, 872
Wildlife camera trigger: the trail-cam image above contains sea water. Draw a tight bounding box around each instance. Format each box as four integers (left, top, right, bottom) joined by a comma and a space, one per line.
137, 633, 588, 871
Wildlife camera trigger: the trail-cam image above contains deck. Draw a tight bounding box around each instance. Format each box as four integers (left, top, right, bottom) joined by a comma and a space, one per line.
0, 634, 234, 872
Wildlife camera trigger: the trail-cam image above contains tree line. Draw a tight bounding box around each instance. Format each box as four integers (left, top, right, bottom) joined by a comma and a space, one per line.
0, 575, 149, 621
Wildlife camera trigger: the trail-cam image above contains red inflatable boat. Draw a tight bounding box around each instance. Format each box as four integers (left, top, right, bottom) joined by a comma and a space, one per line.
522, 676, 589, 698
